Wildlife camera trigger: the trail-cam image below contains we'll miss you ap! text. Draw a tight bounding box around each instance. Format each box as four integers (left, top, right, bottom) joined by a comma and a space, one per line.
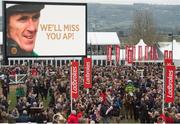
40, 24, 80, 40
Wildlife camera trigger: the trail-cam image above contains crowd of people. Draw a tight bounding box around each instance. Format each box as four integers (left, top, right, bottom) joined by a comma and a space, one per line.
0, 62, 180, 123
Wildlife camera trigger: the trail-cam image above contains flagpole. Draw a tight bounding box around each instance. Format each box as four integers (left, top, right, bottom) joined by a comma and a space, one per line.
162, 63, 165, 115
70, 61, 73, 112
71, 90, 73, 112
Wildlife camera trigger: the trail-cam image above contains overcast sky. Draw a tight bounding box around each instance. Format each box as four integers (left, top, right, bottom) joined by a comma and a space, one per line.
1, 0, 180, 16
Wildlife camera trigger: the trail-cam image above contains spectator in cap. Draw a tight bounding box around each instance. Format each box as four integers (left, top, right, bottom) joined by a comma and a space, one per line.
6, 3, 44, 56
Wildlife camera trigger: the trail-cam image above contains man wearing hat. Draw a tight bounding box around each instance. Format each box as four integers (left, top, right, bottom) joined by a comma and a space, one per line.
6, 3, 44, 56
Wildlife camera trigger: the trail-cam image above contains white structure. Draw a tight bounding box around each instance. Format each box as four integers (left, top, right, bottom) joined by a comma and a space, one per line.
159, 40, 180, 66
87, 32, 122, 66
88, 32, 120, 45
135, 39, 147, 60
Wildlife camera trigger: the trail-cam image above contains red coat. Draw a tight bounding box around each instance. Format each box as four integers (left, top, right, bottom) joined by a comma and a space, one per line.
165, 116, 174, 123
67, 114, 78, 124
100, 92, 107, 103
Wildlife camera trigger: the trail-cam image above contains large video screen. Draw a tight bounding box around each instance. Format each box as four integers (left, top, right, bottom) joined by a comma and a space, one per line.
4, 1, 87, 57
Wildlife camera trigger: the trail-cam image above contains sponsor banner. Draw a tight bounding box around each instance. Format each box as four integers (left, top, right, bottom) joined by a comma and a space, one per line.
138, 46, 142, 61
164, 50, 169, 60
84, 58, 92, 88
165, 58, 172, 66
115, 45, 120, 64
169, 51, 172, 59
165, 65, 175, 103
128, 49, 133, 64
145, 46, 149, 60
71, 61, 79, 99
107, 45, 112, 62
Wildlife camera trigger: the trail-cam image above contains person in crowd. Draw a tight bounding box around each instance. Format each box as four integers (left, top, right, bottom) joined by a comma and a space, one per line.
16, 110, 30, 122
15, 84, 25, 102
67, 110, 79, 123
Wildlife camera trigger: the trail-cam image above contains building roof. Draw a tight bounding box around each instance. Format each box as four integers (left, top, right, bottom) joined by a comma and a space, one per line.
87, 32, 120, 45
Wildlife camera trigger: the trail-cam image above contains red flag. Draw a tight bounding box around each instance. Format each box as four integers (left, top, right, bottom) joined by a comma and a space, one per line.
165, 65, 175, 103
107, 45, 112, 62
145, 46, 149, 60
169, 51, 172, 59
125, 45, 129, 61
138, 46, 142, 61
150, 46, 154, 60
71, 61, 79, 99
84, 58, 92, 89
133, 45, 136, 61
115, 45, 120, 64
164, 50, 169, 60
153, 46, 158, 60
128, 49, 133, 64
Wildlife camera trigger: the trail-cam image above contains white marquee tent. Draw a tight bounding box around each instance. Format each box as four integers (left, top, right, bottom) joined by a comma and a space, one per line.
135, 39, 147, 60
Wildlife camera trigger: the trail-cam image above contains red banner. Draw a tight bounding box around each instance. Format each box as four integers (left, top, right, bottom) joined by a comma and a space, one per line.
145, 46, 149, 60
153, 46, 158, 60
128, 49, 133, 64
71, 61, 79, 99
165, 58, 172, 66
150, 46, 154, 60
132, 46, 136, 61
125, 45, 129, 61
165, 65, 175, 103
169, 51, 172, 59
138, 46, 142, 61
84, 58, 92, 89
164, 50, 169, 60
107, 45, 112, 62
115, 45, 120, 64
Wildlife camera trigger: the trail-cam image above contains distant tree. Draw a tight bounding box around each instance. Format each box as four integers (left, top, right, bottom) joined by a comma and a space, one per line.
129, 10, 159, 45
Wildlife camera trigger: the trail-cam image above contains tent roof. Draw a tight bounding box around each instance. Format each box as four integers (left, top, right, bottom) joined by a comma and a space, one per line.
135, 39, 147, 47
87, 32, 120, 45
